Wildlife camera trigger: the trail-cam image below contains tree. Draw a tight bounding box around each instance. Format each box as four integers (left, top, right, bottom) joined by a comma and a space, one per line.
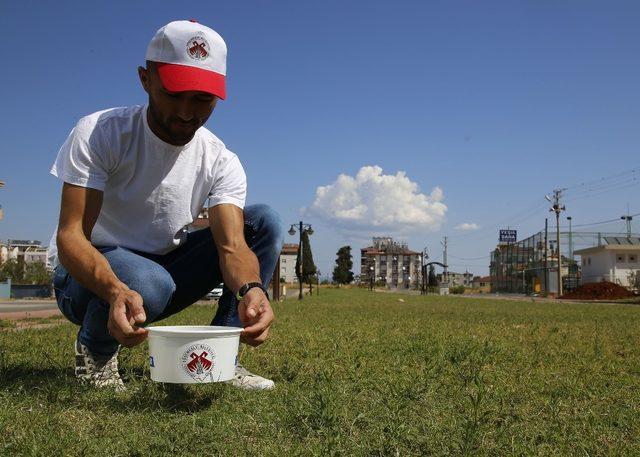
24, 262, 53, 284
0, 258, 25, 283
428, 264, 437, 287
332, 246, 354, 285
295, 229, 317, 285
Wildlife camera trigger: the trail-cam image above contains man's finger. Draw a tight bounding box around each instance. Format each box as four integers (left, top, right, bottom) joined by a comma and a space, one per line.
244, 296, 261, 319
111, 305, 137, 337
241, 328, 269, 347
242, 309, 273, 337
126, 293, 146, 324
121, 329, 148, 347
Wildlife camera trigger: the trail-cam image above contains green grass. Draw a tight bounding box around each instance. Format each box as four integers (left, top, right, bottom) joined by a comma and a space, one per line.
1, 289, 639, 455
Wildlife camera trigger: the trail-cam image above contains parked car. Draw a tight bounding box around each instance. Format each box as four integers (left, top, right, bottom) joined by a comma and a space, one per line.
205, 283, 224, 300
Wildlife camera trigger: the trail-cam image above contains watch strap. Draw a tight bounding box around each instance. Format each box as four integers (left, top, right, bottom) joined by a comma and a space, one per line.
237, 282, 269, 300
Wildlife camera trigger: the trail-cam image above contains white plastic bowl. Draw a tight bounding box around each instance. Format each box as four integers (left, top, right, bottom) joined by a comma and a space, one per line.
147, 326, 242, 383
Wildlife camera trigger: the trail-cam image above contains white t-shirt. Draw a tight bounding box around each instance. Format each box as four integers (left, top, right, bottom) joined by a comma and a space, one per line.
48, 105, 246, 267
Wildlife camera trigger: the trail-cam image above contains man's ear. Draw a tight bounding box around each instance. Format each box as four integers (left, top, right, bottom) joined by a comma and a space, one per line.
138, 66, 150, 93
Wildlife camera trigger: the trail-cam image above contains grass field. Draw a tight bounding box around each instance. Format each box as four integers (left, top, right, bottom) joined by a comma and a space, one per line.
1, 289, 639, 455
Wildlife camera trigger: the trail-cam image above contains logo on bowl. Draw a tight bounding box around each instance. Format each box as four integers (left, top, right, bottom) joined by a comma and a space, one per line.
181, 343, 216, 382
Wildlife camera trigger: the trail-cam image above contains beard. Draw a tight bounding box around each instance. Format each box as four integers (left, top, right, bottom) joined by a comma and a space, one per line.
147, 98, 201, 146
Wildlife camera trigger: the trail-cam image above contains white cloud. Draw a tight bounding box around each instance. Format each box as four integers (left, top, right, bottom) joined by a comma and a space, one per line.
305, 166, 447, 234
455, 222, 479, 231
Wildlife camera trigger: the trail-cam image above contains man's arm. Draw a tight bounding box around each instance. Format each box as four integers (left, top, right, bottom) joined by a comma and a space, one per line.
209, 204, 274, 346
56, 183, 148, 347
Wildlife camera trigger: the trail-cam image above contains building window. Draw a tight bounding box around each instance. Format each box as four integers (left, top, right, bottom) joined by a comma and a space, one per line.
629, 254, 638, 263
617, 254, 625, 263
380, 256, 387, 261
587, 257, 591, 266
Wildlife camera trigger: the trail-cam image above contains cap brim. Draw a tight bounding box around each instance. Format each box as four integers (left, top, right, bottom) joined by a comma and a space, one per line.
156, 63, 226, 99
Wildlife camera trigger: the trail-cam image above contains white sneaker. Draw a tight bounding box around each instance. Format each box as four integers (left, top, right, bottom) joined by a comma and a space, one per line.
74, 339, 126, 392
225, 364, 275, 390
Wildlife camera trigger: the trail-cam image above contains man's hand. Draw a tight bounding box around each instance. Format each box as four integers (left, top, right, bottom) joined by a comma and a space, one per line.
238, 287, 274, 347
107, 285, 148, 347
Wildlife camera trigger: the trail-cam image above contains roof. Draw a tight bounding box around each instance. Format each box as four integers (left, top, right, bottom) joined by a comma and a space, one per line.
604, 236, 640, 245
575, 243, 640, 255
361, 247, 421, 255
281, 243, 298, 255
473, 276, 492, 282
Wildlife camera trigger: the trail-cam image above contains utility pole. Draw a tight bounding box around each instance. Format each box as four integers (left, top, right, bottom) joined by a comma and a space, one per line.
0, 180, 5, 221
547, 189, 565, 297
567, 216, 573, 263
441, 236, 448, 285
544, 218, 548, 294
621, 207, 633, 239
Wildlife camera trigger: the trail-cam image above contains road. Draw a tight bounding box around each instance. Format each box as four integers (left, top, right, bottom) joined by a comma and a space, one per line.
0, 300, 60, 320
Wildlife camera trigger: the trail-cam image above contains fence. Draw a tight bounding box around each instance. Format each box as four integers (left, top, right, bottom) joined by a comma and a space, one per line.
490, 230, 636, 294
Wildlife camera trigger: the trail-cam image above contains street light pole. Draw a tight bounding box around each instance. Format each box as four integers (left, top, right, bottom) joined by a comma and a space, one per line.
289, 221, 313, 301
421, 247, 428, 295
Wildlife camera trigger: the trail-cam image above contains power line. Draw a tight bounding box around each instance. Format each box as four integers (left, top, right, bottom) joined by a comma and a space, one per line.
565, 165, 640, 193
568, 212, 640, 228
448, 254, 491, 260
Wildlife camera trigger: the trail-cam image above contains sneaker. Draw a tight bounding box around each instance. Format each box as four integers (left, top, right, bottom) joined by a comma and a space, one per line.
225, 364, 275, 390
74, 339, 126, 392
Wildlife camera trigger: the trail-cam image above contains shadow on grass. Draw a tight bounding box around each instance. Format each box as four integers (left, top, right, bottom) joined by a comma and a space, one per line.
110, 382, 222, 414
1, 364, 224, 414
0, 364, 74, 390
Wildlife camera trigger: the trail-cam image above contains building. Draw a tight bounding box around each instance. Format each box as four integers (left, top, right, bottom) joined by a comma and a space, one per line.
279, 243, 299, 283
24, 246, 49, 265
0, 241, 8, 264
1, 240, 51, 268
472, 276, 493, 293
361, 237, 422, 288
575, 236, 640, 288
489, 229, 638, 294
437, 271, 474, 287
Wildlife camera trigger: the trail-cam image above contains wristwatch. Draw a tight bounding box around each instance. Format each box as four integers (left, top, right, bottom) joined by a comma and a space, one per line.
237, 282, 269, 301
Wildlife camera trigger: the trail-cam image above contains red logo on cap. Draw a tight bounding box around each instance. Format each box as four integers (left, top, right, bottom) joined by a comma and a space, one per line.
187, 36, 209, 60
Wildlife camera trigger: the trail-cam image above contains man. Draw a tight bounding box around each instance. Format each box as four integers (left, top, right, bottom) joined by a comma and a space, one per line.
49, 20, 282, 391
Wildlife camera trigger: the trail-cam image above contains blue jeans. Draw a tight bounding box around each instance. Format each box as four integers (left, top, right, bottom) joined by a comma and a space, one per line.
53, 204, 284, 356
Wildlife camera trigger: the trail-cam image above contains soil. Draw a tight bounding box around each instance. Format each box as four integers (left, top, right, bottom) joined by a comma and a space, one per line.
561, 282, 637, 300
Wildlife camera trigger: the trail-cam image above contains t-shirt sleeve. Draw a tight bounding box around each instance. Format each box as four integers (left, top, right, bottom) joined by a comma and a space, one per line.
207, 152, 247, 209
50, 117, 111, 191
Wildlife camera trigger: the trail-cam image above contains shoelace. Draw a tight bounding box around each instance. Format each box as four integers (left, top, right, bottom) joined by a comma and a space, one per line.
235, 364, 256, 378
86, 352, 120, 382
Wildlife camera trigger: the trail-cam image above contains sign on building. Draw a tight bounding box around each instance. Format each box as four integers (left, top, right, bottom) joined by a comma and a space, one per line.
499, 230, 517, 243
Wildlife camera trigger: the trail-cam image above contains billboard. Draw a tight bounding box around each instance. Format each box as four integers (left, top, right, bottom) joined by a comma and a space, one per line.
499, 229, 517, 243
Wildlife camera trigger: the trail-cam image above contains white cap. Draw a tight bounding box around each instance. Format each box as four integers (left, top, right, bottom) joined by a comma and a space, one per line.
146, 20, 227, 99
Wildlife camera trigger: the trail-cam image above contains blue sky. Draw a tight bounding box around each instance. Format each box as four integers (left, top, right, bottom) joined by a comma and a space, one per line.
1, 1, 639, 278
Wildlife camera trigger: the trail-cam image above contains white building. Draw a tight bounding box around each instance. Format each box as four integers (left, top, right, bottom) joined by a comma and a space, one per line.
279, 244, 299, 283
361, 237, 422, 289
24, 246, 49, 267
437, 271, 474, 287
575, 236, 640, 288
0, 240, 51, 270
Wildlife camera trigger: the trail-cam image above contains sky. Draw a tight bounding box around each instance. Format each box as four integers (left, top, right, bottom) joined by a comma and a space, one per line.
1, 0, 639, 278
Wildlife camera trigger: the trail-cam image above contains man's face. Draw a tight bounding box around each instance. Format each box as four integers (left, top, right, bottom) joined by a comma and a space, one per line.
138, 63, 217, 146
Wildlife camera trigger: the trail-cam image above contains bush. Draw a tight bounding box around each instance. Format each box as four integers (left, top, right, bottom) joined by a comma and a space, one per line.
450, 285, 465, 295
